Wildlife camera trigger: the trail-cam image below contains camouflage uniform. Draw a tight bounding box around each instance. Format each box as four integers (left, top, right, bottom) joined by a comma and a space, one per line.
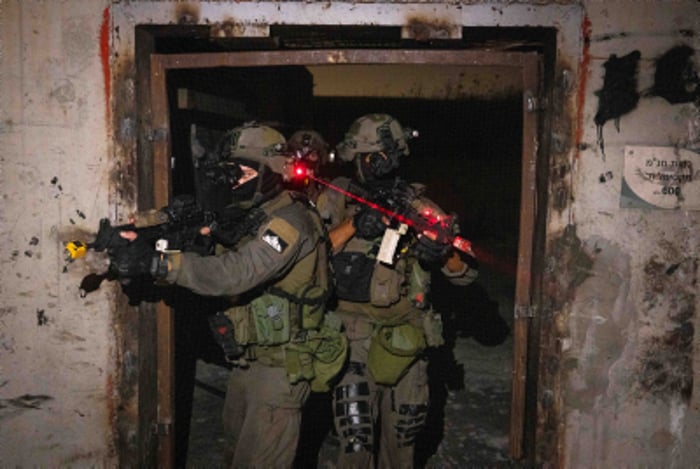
159, 123, 343, 469
164, 190, 326, 468
317, 114, 478, 468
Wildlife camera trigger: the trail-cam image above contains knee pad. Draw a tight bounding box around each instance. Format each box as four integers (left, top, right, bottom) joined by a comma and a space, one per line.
334, 381, 373, 453
393, 402, 428, 448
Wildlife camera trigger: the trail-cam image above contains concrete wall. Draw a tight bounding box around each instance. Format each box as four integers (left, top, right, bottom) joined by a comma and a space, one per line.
559, 3, 700, 468
0, 1, 698, 467
0, 0, 119, 466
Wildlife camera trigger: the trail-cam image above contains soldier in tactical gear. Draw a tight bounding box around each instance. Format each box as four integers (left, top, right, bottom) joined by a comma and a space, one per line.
113, 122, 345, 468
316, 113, 478, 468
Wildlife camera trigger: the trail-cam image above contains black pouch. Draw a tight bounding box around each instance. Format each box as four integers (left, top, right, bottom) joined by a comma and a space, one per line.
331, 252, 375, 302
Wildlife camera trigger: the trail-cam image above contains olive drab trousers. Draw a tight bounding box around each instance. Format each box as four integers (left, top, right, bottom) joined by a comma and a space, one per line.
332, 322, 430, 469
222, 363, 310, 468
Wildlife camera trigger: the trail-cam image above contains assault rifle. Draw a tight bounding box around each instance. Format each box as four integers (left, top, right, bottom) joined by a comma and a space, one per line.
358, 179, 473, 263
66, 194, 234, 296
310, 175, 473, 264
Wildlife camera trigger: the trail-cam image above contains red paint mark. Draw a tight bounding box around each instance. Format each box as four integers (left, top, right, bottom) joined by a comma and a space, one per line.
574, 15, 592, 158
100, 7, 111, 127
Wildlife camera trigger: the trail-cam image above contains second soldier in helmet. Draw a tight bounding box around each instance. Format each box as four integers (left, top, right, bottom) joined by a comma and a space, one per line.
317, 113, 478, 468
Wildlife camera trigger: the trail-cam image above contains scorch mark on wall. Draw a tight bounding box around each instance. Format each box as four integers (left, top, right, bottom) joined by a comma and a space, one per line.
0, 394, 53, 421
574, 16, 592, 159
634, 254, 697, 403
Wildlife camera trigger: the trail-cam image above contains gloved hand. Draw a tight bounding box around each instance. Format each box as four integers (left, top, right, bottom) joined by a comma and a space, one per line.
108, 239, 157, 278
413, 234, 451, 266
353, 206, 386, 239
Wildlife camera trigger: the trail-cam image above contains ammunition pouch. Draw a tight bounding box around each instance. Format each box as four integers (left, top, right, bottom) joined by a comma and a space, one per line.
250, 293, 291, 346
367, 322, 426, 385
332, 252, 374, 302
333, 252, 404, 307
370, 262, 403, 307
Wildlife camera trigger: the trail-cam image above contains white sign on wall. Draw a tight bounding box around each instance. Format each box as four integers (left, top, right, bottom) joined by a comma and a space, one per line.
621, 146, 700, 210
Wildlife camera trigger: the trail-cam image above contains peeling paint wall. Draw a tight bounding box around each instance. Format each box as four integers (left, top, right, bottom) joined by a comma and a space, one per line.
1, 0, 699, 467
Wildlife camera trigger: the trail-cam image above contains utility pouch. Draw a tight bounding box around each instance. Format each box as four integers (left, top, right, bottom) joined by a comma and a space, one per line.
250, 294, 291, 346
332, 252, 374, 302
284, 346, 316, 385
284, 313, 348, 391
225, 306, 256, 346
367, 323, 426, 385
370, 262, 403, 307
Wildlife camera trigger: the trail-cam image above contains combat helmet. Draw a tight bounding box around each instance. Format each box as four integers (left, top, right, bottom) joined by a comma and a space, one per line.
337, 113, 417, 182
221, 122, 289, 206
224, 121, 288, 175
336, 113, 415, 163
287, 129, 331, 166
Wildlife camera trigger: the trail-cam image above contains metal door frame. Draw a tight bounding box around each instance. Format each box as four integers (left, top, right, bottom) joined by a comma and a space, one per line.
148, 49, 539, 466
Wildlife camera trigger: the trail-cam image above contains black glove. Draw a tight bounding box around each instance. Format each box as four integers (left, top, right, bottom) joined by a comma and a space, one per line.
414, 235, 451, 266
353, 206, 386, 239
109, 239, 156, 278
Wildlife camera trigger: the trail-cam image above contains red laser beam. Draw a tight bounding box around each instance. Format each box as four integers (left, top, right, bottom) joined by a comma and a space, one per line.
308, 174, 473, 256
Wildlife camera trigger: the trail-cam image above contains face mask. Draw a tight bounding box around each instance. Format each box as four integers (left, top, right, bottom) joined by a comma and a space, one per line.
230, 161, 260, 202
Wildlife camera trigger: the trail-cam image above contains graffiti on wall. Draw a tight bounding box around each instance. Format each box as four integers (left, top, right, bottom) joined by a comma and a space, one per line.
594, 44, 700, 158
651, 45, 700, 105
594, 51, 641, 158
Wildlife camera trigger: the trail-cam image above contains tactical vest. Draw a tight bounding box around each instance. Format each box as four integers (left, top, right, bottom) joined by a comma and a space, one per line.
223, 191, 346, 391
323, 180, 445, 385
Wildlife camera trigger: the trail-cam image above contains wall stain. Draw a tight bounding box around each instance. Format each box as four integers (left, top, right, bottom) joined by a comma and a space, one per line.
594, 50, 641, 158
550, 161, 572, 213
574, 15, 591, 158
563, 238, 632, 415
546, 225, 594, 311
175, 3, 200, 25
405, 17, 456, 41
111, 55, 137, 210
634, 255, 697, 403
37, 309, 48, 326
1, 394, 52, 408
0, 394, 53, 420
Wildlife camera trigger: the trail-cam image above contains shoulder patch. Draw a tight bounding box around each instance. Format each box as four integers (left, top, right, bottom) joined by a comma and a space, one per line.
260, 217, 300, 254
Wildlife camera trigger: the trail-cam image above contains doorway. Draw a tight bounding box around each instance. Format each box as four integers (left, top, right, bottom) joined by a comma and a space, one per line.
139, 42, 541, 467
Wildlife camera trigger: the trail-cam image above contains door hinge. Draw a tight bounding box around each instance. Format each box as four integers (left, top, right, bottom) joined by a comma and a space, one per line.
514, 304, 537, 319
525, 91, 546, 113
152, 421, 172, 436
